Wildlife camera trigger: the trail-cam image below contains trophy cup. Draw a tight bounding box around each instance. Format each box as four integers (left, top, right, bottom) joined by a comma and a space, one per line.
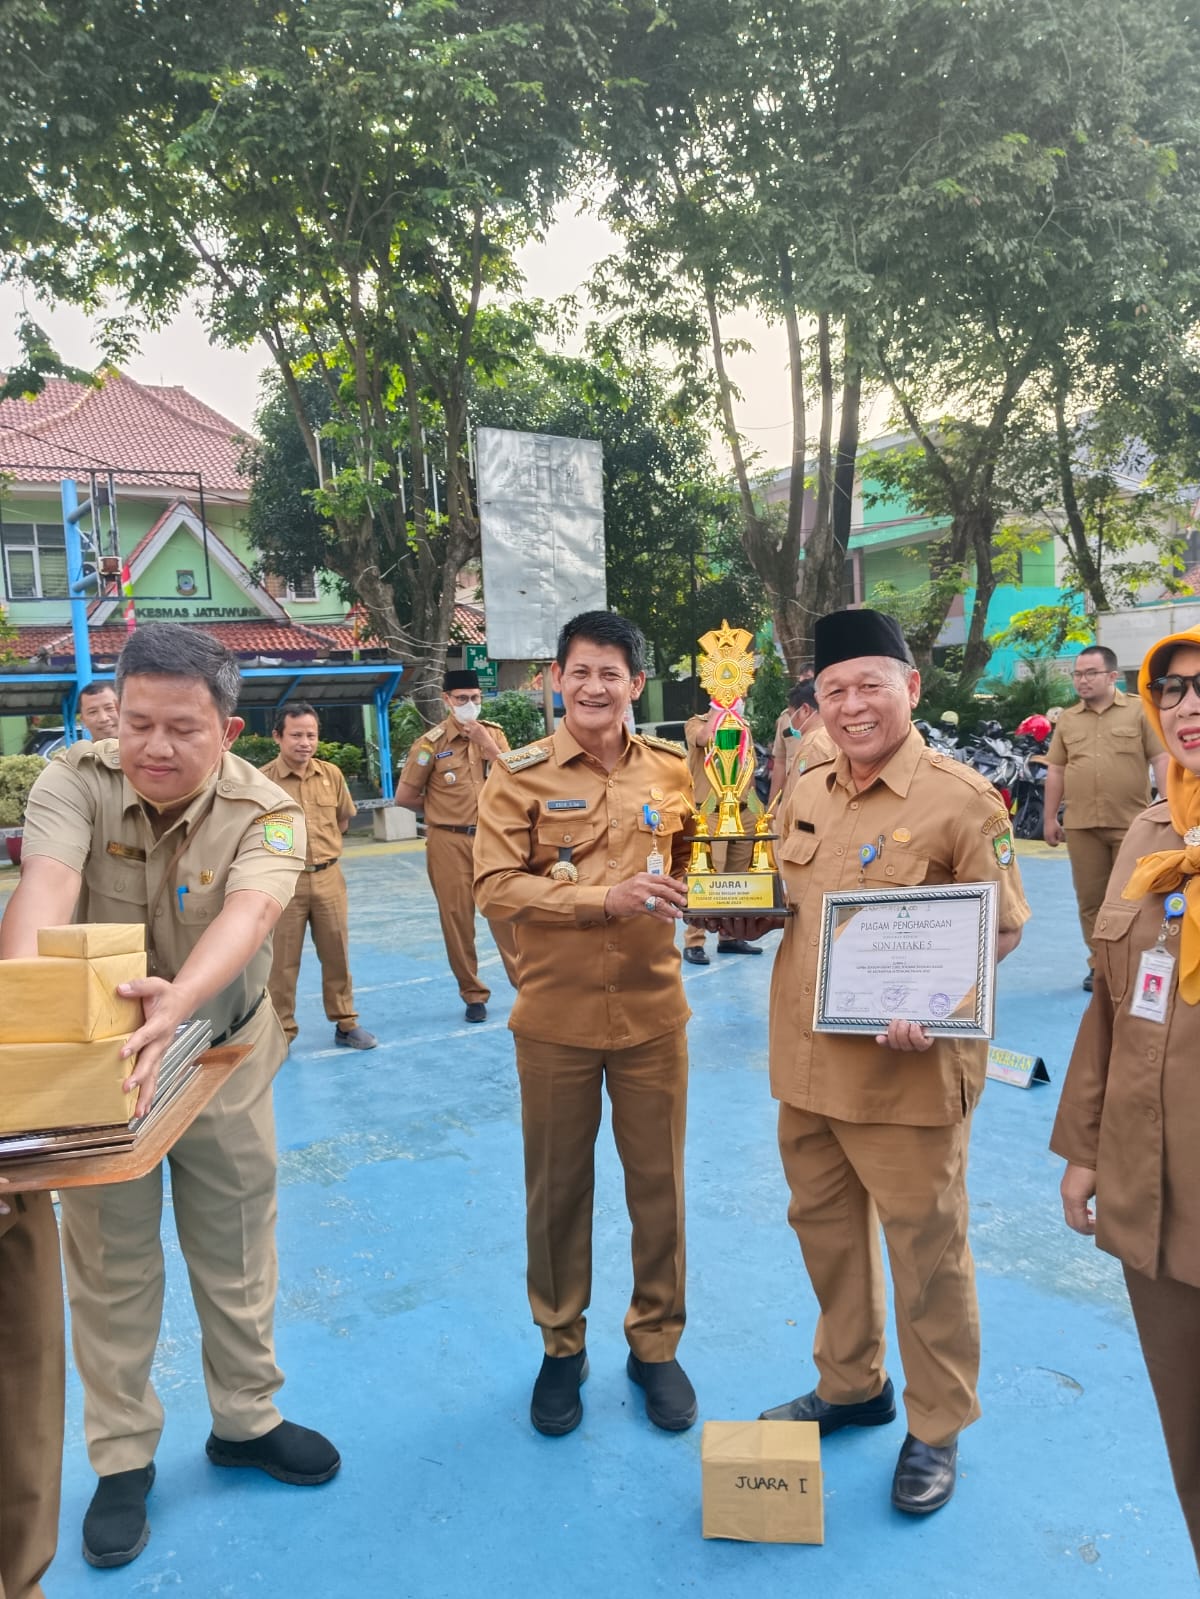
682, 621, 789, 919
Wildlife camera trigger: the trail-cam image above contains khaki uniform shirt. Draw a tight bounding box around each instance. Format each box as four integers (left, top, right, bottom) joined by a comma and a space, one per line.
684, 713, 757, 815
769, 727, 1031, 1126
20, 741, 305, 1038
771, 707, 794, 772
1046, 690, 1163, 830
259, 755, 355, 865
399, 716, 510, 827
1051, 804, 1200, 1286
783, 720, 838, 784
473, 725, 694, 1048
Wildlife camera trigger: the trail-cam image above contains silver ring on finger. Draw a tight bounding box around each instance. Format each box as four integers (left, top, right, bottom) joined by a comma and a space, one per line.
644, 895, 658, 912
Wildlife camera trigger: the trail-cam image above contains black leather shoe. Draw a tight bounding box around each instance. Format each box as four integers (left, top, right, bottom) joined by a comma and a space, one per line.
627, 1354, 698, 1431
465, 1002, 487, 1022
1082, 972, 1094, 992
716, 939, 764, 955
531, 1350, 589, 1436
82, 1463, 155, 1568
683, 947, 710, 966
891, 1432, 958, 1514
206, 1420, 340, 1484
759, 1376, 896, 1436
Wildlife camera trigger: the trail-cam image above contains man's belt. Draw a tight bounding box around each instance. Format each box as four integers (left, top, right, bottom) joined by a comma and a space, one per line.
210, 989, 267, 1048
432, 823, 477, 835
303, 859, 339, 873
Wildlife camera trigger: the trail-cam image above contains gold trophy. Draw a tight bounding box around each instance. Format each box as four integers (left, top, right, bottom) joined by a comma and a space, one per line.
683, 621, 789, 919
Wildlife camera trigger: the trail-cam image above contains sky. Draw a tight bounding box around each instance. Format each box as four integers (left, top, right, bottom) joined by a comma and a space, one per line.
0, 205, 803, 473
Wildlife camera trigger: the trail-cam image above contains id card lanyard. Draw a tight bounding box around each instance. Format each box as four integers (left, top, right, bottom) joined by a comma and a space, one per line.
1129, 890, 1186, 1024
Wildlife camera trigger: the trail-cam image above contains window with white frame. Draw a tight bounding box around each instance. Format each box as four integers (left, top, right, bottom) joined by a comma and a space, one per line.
2, 522, 69, 600
264, 570, 319, 602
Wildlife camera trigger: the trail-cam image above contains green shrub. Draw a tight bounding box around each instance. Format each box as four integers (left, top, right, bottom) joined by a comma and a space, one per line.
231, 733, 277, 767
486, 690, 546, 750
0, 753, 48, 827
747, 648, 788, 746
389, 700, 427, 762
317, 740, 365, 779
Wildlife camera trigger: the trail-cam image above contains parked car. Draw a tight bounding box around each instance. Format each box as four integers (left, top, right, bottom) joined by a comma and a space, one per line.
21, 726, 68, 759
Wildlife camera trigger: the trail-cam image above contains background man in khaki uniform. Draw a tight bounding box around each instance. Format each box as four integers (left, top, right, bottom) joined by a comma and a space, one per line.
77, 680, 119, 740
261, 701, 376, 1049
728, 609, 1030, 1516
474, 610, 699, 1439
0, 624, 339, 1571
394, 668, 519, 1022
681, 703, 760, 966
765, 678, 837, 809
0, 1184, 63, 1599
1044, 643, 1168, 990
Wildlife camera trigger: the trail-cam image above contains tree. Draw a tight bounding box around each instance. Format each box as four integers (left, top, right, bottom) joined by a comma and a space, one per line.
0, 0, 610, 717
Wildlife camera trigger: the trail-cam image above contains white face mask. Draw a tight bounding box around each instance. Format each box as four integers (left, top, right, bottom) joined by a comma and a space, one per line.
452, 701, 481, 724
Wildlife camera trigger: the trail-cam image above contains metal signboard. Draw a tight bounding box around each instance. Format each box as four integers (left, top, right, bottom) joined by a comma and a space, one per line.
476, 428, 606, 660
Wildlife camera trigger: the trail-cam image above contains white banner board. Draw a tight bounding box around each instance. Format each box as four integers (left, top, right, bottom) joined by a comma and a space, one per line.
476, 427, 606, 660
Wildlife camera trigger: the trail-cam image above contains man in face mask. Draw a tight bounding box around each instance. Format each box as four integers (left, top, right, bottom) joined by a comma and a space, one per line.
394, 669, 520, 1021
0, 623, 340, 1574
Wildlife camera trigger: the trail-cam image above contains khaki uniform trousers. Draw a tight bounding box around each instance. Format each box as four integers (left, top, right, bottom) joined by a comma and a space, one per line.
682, 832, 755, 950
1065, 825, 1129, 968
268, 862, 357, 1039
425, 827, 519, 1004
778, 1104, 980, 1448
60, 1002, 287, 1474
0, 1194, 63, 1599
1124, 1265, 1200, 1569
515, 1026, 689, 1360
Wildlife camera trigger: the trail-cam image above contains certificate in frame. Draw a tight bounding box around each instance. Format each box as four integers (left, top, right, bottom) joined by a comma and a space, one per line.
814, 882, 998, 1038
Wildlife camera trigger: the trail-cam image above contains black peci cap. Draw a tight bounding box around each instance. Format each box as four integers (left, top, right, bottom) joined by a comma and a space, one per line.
813, 609, 912, 678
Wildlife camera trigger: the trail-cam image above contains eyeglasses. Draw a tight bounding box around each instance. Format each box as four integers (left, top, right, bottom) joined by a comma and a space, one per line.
1072, 669, 1109, 681
1149, 673, 1200, 710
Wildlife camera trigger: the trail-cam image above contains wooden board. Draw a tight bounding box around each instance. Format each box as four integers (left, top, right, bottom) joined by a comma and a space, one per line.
0, 1045, 251, 1192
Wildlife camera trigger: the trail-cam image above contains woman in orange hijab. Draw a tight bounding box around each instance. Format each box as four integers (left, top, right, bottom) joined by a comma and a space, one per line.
1052, 625, 1200, 1568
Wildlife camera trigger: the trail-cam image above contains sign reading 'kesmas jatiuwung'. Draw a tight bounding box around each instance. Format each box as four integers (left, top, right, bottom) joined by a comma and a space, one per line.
136, 606, 262, 620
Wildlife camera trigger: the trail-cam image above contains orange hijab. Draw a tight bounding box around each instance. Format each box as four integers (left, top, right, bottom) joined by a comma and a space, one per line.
1122, 625, 1200, 1002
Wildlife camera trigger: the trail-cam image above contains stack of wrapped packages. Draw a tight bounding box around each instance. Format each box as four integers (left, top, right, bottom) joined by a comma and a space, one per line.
0, 924, 145, 1136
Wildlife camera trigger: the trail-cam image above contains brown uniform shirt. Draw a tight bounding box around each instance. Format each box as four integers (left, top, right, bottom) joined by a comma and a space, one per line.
19, 741, 305, 1037
473, 725, 694, 1048
1046, 690, 1163, 830
684, 712, 757, 814
784, 720, 838, 784
1051, 804, 1200, 1286
259, 754, 355, 865
769, 727, 1031, 1126
399, 716, 510, 827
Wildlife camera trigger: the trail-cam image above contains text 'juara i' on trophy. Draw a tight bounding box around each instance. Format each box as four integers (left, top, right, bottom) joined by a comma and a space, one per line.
682, 621, 790, 920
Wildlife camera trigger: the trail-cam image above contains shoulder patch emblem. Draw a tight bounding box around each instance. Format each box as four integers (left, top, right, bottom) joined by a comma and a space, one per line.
262, 819, 295, 855
980, 814, 1010, 839
639, 733, 687, 757
500, 743, 552, 773
992, 831, 1014, 868
254, 809, 295, 826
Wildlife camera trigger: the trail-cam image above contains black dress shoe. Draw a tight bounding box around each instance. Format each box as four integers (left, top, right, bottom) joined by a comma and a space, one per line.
759, 1376, 896, 1436
464, 1001, 487, 1023
531, 1350, 589, 1436
82, 1463, 156, 1568
683, 947, 710, 966
626, 1354, 698, 1431
1082, 972, 1094, 992
716, 938, 764, 955
891, 1432, 958, 1514
206, 1420, 340, 1484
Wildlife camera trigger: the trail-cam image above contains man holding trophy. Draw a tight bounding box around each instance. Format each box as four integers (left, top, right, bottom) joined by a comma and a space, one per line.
716, 609, 1030, 1515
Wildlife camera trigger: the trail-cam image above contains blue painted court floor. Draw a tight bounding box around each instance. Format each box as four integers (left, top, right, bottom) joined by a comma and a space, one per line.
29, 839, 1200, 1597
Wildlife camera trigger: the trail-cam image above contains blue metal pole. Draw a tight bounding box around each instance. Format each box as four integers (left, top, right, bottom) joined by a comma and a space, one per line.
60, 478, 93, 740
375, 671, 403, 799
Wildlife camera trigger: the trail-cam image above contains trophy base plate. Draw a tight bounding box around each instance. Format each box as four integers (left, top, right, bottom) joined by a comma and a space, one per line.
684, 871, 790, 917
680, 906, 794, 921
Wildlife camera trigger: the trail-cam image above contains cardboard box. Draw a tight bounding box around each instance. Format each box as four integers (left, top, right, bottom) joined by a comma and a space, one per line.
0, 1035, 136, 1133
0, 952, 146, 1043
37, 923, 146, 959
701, 1420, 823, 1544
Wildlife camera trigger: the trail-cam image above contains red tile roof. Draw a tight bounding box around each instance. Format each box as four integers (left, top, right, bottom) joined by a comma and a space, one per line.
0, 371, 251, 493
9, 601, 487, 666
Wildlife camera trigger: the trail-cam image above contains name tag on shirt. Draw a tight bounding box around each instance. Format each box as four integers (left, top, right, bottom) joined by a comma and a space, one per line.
546, 799, 587, 811
1129, 948, 1174, 1024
